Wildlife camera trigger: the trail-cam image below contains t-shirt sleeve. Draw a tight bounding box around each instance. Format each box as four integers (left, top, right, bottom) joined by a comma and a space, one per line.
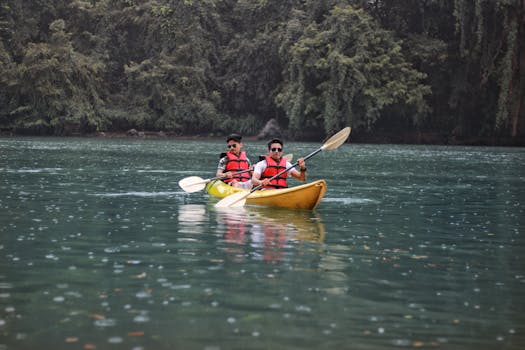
285, 161, 295, 176
253, 160, 266, 176
217, 157, 227, 171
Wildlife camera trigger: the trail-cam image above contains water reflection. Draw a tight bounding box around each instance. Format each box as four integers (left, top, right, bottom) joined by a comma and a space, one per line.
177, 204, 207, 234
215, 206, 325, 263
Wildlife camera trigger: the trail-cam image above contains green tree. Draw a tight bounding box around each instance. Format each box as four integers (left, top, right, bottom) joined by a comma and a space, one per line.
361, 0, 453, 134
11, 19, 106, 134
452, 0, 524, 139
217, 0, 301, 124
0, 41, 16, 130
1, 0, 523, 143
95, 0, 227, 133
277, 4, 430, 137
0, 0, 23, 129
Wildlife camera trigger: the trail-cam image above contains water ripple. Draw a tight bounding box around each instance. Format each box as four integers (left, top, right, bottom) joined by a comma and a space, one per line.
92, 191, 180, 197
323, 197, 377, 204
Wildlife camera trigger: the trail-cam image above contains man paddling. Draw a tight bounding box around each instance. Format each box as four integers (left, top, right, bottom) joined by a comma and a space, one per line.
216, 133, 253, 189
252, 138, 306, 189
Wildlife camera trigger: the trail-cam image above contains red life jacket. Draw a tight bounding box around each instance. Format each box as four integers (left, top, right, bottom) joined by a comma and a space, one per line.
261, 156, 288, 189
224, 151, 251, 183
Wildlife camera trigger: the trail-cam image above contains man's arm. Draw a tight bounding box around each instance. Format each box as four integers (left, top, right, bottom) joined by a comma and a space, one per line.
251, 161, 267, 186
290, 158, 306, 181
216, 157, 229, 177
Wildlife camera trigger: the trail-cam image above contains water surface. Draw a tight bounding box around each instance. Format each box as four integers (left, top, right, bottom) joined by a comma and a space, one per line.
1, 137, 524, 349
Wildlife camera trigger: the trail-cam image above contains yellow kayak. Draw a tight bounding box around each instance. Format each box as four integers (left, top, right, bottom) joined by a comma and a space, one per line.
205, 179, 327, 210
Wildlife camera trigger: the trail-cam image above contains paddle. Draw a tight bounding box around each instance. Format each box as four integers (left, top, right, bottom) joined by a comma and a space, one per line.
178, 154, 293, 193
215, 127, 351, 208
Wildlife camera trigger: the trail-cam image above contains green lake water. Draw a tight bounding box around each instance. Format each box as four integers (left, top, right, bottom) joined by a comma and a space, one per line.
0, 137, 524, 350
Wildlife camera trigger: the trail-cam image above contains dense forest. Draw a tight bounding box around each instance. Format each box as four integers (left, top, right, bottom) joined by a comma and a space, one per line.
0, 0, 524, 145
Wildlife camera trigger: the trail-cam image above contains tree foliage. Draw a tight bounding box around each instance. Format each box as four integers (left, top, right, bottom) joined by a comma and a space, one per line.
277, 5, 430, 137
452, 0, 524, 138
6, 18, 107, 134
0, 0, 523, 143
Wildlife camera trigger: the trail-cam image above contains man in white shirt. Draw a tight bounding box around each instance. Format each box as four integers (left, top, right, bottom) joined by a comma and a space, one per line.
252, 138, 306, 189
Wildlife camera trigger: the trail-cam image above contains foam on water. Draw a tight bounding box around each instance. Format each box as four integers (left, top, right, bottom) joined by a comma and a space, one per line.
93, 191, 180, 197
136, 169, 176, 173
323, 197, 377, 205
3, 168, 64, 173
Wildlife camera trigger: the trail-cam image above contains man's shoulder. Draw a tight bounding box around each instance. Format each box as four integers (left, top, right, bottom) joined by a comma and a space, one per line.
253, 159, 267, 171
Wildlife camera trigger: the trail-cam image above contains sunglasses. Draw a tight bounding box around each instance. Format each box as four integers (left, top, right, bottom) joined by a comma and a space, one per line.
270, 147, 282, 152
227, 144, 237, 149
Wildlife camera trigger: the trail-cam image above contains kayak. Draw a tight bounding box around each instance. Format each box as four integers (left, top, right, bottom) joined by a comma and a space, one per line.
206, 180, 327, 209
205, 179, 327, 210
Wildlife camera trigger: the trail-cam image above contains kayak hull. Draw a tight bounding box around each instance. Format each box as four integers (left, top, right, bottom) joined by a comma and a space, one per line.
205, 180, 327, 210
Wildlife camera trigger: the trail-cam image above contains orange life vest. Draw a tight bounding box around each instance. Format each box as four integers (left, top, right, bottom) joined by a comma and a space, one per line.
260, 156, 288, 189
224, 151, 250, 183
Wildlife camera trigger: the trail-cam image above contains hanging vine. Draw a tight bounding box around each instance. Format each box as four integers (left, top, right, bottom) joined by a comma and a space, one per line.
452, 0, 523, 137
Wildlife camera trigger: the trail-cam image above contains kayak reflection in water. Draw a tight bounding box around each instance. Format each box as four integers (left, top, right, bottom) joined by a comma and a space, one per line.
215, 206, 325, 263
177, 204, 208, 234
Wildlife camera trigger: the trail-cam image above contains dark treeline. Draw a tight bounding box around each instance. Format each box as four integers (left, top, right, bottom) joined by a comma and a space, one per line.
0, 0, 524, 144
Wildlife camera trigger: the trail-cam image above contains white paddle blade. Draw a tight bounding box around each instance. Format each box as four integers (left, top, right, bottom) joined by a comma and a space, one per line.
178, 176, 207, 193
284, 153, 293, 162
321, 127, 351, 150
215, 191, 249, 208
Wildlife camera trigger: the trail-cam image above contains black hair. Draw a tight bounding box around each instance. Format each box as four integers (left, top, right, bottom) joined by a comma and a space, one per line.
267, 138, 283, 150
226, 133, 242, 143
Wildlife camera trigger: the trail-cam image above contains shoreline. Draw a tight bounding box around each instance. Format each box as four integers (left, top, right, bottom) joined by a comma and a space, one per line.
1, 130, 523, 147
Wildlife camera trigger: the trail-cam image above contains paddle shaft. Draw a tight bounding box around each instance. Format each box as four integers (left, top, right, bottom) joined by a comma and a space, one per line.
180, 168, 252, 191
214, 168, 251, 182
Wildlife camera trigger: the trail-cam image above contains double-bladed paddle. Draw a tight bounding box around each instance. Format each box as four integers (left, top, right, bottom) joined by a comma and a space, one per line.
215, 127, 351, 208
178, 154, 293, 193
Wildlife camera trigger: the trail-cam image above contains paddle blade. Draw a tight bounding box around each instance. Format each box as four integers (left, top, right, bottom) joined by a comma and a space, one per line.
178, 176, 207, 193
284, 153, 293, 162
215, 191, 249, 208
321, 127, 351, 150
